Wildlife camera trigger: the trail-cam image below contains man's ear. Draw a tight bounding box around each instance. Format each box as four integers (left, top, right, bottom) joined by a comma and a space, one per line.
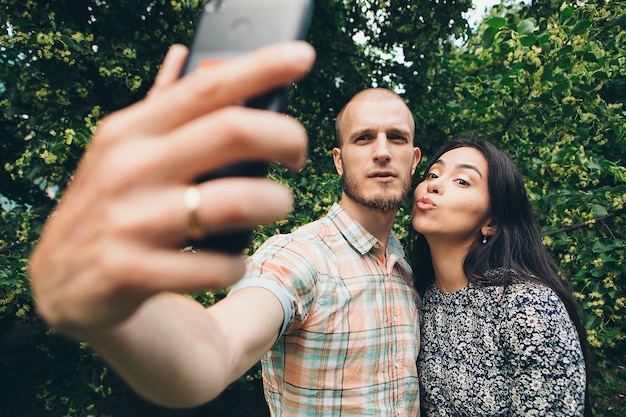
411, 147, 422, 175
332, 148, 343, 176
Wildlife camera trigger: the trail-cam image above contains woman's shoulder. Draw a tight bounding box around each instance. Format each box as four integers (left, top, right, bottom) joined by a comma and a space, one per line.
499, 281, 575, 335
503, 281, 563, 307
473, 269, 562, 306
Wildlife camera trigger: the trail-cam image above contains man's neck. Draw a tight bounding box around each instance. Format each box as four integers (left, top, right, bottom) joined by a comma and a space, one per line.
339, 199, 397, 247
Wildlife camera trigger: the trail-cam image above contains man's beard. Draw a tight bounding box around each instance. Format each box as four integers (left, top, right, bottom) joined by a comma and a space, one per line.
341, 174, 410, 213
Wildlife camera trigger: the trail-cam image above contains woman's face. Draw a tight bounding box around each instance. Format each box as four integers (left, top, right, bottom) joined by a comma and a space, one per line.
412, 146, 492, 245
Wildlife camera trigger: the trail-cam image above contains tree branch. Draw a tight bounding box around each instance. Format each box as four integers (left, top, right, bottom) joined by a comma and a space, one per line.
543, 207, 626, 237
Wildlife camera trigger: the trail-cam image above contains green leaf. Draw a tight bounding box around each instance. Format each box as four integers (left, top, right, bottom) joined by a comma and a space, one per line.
571, 19, 592, 35
560, 7, 575, 24
519, 35, 536, 47
583, 52, 598, 62
556, 44, 572, 56
482, 26, 498, 48
591, 204, 609, 217
485, 17, 507, 29
592, 240, 612, 253
591, 267, 606, 278
594, 71, 609, 81
517, 19, 537, 36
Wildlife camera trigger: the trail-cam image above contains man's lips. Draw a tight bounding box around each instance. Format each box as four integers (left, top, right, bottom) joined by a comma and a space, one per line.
416, 197, 436, 209
368, 171, 396, 184
369, 170, 395, 178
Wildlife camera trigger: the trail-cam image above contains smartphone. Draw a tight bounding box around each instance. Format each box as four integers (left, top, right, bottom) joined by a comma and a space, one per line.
180, 0, 313, 253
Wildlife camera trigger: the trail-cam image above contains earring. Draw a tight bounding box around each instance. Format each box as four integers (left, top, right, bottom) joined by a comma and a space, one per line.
482, 236, 487, 244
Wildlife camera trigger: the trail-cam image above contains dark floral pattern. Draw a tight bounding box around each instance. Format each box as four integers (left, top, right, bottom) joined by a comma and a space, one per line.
418, 277, 586, 416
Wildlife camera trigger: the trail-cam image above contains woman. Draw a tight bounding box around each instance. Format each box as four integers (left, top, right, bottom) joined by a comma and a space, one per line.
411, 139, 593, 416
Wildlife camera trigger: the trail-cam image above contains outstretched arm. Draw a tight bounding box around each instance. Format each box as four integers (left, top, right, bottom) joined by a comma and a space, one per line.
88, 287, 284, 407
28, 41, 315, 407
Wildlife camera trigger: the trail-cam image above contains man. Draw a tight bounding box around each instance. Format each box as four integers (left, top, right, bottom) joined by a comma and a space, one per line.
232, 87, 422, 415
29, 41, 422, 415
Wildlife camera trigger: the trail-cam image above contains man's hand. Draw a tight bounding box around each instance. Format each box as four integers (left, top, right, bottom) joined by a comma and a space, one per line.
29, 41, 315, 340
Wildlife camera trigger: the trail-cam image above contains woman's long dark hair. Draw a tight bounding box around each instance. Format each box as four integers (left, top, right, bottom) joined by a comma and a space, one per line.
411, 139, 594, 416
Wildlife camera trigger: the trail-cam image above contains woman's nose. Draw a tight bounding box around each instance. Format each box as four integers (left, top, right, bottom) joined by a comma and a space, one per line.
426, 178, 441, 194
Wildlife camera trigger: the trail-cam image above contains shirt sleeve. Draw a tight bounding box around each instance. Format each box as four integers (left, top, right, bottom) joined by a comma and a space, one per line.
502, 284, 586, 416
228, 233, 320, 338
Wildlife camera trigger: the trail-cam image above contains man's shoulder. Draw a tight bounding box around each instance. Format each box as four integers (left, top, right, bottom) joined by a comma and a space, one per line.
255, 215, 338, 255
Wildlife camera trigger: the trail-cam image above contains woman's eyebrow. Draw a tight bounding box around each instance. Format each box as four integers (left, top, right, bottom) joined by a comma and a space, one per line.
431, 159, 483, 179
456, 163, 483, 178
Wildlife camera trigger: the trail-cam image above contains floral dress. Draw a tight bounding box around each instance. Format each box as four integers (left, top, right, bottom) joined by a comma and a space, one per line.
418, 277, 586, 416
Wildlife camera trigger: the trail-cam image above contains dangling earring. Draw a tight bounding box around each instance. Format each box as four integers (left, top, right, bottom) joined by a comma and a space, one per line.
482, 235, 488, 244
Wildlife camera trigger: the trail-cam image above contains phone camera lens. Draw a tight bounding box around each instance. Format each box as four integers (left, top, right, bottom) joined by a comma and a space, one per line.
205, 0, 225, 13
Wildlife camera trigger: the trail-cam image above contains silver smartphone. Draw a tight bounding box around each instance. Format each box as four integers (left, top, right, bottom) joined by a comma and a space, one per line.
180, 0, 313, 253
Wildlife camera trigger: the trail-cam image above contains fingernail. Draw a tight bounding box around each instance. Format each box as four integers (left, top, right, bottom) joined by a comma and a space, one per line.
282, 41, 316, 70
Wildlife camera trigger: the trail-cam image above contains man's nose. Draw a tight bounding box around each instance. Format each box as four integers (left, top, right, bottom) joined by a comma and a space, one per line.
373, 135, 392, 161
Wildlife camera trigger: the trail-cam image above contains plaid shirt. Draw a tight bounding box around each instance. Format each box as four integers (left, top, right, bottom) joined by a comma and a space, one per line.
231, 203, 420, 416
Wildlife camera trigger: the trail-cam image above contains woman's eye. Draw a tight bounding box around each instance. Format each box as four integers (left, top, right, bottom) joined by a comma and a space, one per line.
426, 172, 438, 179
456, 179, 469, 186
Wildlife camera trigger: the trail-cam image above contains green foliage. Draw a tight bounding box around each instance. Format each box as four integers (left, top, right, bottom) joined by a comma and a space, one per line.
1, 0, 625, 415
1, 1, 202, 414
448, 0, 626, 353
445, 1, 626, 411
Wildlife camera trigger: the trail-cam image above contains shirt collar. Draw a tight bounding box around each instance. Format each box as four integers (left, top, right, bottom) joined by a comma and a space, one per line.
327, 203, 405, 259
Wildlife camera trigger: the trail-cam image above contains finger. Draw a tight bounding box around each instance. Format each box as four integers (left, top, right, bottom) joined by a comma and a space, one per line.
36, 246, 247, 333
116, 41, 315, 137
106, 178, 294, 245
150, 44, 189, 93
125, 177, 293, 240
106, 245, 248, 294
87, 107, 307, 193
154, 106, 308, 182
192, 178, 295, 236
172, 41, 315, 118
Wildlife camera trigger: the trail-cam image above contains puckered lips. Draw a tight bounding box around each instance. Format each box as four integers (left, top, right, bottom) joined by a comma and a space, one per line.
415, 196, 436, 210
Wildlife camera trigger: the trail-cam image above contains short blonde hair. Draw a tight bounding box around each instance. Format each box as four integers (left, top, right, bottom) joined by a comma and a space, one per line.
334, 88, 415, 146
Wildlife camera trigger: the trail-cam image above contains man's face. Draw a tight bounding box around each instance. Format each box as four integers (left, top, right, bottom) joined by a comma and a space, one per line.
333, 97, 420, 213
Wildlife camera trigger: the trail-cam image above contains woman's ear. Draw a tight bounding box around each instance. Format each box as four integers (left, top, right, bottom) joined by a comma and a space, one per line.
481, 222, 496, 238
